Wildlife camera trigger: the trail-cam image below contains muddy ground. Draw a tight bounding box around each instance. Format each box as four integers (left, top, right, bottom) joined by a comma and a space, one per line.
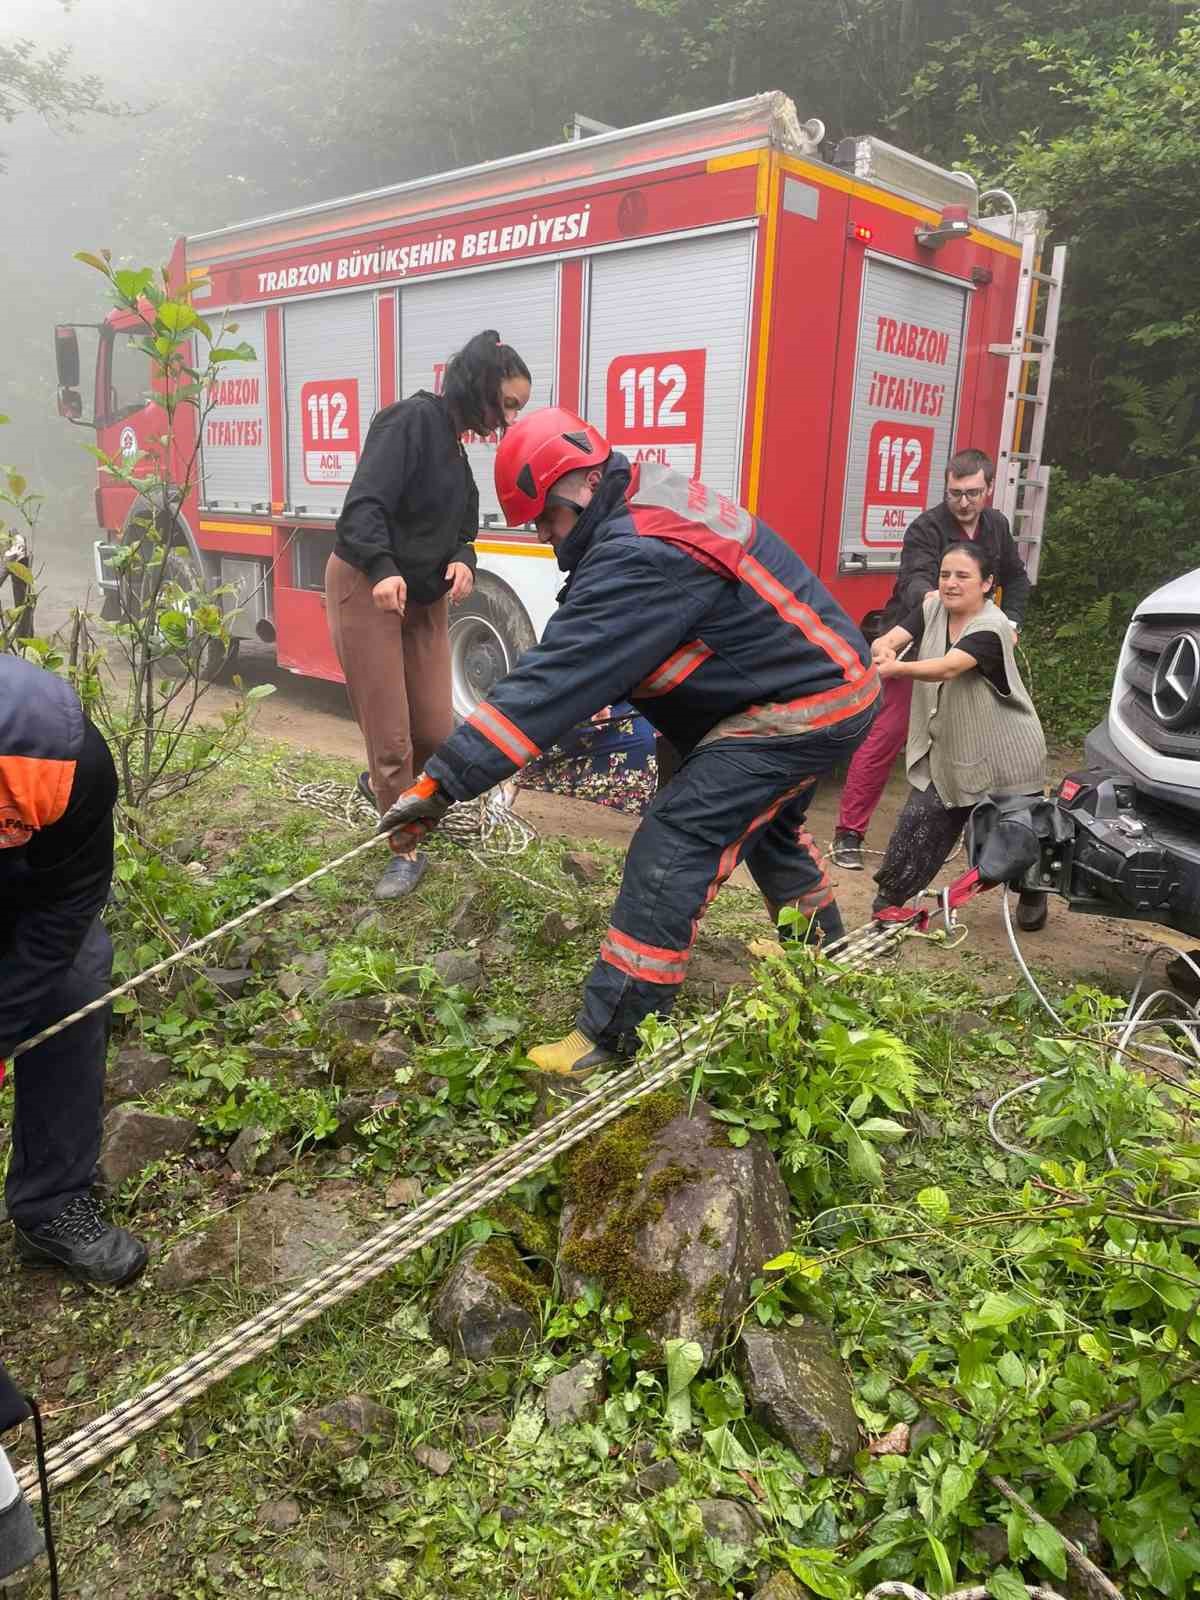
31, 520, 1177, 1001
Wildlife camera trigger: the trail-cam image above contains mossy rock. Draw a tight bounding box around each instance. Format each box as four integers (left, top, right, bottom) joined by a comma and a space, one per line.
432, 1239, 543, 1361
557, 1096, 791, 1361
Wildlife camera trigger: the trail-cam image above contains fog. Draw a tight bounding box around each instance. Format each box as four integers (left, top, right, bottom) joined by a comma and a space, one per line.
0, 0, 465, 515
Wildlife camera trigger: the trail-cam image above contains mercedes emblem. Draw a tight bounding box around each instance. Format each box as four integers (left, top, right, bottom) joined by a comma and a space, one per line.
1151, 632, 1200, 729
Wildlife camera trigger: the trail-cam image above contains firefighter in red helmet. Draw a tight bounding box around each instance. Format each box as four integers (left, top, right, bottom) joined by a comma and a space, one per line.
379, 407, 880, 1077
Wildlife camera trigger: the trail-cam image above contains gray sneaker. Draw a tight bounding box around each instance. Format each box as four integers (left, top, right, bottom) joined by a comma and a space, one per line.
373, 853, 429, 899
832, 829, 865, 870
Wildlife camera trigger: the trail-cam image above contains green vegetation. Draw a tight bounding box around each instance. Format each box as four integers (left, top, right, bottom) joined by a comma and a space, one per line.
2, 737, 1196, 1598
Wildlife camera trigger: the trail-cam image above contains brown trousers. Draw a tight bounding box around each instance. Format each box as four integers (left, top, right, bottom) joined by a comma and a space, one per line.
325, 554, 454, 842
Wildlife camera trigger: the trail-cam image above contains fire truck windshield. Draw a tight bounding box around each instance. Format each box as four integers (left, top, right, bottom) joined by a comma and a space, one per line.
101, 325, 154, 424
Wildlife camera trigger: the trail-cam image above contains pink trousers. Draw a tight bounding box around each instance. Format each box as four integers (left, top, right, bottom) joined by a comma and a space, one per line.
835, 675, 913, 836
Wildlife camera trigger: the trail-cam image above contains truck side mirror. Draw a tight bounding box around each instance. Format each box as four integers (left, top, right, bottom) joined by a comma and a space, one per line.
54, 325, 81, 388
57, 387, 83, 421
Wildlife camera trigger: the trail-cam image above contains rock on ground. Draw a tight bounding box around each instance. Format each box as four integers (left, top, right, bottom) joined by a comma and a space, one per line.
383, 1177, 423, 1210
539, 910, 583, 946
431, 1239, 540, 1361
735, 1320, 859, 1473
104, 1047, 173, 1108
557, 1095, 791, 1361
544, 1358, 605, 1430
431, 948, 485, 994
200, 966, 254, 1000
751, 1573, 809, 1600
412, 1442, 454, 1476
98, 1107, 198, 1189
372, 1031, 412, 1074
225, 1123, 289, 1176
255, 1498, 302, 1531
562, 849, 604, 884
293, 1395, 396, 1461
323, 993, 417, 1045
697, 1497, 763, 1551
462, 1410, 507, 1446
159, 1183, 361, 1291
633, 1459, 681, 1498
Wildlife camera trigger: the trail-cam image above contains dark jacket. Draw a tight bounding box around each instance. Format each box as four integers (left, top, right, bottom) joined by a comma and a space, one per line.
332, 390, 479, 605
879, 501, 1032, 632
427, 455, 878, 802
0, 657, 116, 1062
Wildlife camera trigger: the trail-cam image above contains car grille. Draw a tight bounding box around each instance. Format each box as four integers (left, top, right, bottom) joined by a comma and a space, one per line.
1119, 614, 1200, 759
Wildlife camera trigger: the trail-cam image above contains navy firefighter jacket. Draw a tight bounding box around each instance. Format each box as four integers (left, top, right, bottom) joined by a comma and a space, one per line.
426, 454, 878, 803
0, 656, 116, 1063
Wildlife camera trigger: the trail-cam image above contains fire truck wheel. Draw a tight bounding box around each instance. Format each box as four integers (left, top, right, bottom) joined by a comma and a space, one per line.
449, 578, 535, 722
118, 541, 239, 682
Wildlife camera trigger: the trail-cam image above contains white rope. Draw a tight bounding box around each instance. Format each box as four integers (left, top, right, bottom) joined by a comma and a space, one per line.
9, 782, 564, 1065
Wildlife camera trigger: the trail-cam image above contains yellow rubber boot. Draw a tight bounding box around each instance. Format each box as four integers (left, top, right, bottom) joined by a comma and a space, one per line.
525, 1029, 615, 1076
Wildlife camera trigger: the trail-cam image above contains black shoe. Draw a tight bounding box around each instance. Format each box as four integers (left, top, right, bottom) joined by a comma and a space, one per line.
13, 1194, 149, 1289
1016, 890, 1048, 933
373, 852, 430, 900
356, 770, 378, 812
832, 829, 864, 870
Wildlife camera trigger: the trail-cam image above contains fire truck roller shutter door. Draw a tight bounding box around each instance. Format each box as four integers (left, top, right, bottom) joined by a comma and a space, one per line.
199, 306, 270, 511
284, 291, 378, 519
398, 261, 560, 526
838, 257, 969, 569
584, 230, 755, 499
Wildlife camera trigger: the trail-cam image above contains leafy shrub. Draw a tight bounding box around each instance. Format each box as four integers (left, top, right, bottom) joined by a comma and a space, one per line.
1022, 471, 1200, 745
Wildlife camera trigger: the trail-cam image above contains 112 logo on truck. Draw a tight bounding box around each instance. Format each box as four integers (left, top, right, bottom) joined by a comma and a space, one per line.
605, 349, 707, 477
301, 379, 361, 484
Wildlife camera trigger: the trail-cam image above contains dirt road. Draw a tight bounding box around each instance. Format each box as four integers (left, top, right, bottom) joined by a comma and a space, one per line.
31, 521, 1171, 998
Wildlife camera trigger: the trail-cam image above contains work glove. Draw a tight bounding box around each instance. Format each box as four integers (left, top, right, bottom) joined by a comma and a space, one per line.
377, 773, 451, 845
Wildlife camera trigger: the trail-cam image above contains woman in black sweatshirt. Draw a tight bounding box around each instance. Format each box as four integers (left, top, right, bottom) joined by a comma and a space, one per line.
326, 329, 530, 898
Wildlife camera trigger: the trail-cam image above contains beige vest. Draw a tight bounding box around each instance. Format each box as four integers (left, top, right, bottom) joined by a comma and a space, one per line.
906, 597, 1045, 809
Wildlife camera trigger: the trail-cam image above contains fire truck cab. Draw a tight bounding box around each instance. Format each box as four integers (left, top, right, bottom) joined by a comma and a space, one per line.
54, 92, 1061, 714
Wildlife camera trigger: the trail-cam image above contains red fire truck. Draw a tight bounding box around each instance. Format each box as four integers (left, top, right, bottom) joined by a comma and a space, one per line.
53, 91, 1063, 715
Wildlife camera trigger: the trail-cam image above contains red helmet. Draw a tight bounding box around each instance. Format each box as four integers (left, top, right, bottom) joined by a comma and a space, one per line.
495, 407, 610, 526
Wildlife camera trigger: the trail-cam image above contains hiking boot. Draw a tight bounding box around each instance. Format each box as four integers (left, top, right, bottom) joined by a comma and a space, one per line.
373, 852, 429, 899
831, 829, 864, 870
525, 1029, 615, 1076
1016, 890, 1048, 933
14, 1194, 148, 1289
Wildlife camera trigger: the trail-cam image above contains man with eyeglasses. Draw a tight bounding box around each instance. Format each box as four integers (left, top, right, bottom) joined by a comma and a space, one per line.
832, 448, 1042, 928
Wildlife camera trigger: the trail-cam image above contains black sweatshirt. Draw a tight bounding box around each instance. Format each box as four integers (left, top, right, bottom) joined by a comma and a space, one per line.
332, 390, 479, 605
879, 502, 1032, 632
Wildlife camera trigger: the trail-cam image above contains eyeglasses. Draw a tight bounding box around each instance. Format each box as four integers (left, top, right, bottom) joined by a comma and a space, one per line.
946, 487, 986, 501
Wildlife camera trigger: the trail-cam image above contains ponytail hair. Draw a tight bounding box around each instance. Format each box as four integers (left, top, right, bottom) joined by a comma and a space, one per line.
442, 329, 530, 436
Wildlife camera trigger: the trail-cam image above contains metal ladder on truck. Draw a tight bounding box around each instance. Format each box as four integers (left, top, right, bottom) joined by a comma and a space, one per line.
991, 222, 1067, 583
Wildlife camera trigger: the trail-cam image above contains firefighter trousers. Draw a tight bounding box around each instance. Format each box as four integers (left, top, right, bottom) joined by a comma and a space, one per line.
4, 916, 111, 1227
577, 706, 876, 1051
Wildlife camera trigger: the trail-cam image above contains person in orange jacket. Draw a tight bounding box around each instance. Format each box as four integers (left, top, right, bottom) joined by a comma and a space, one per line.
1, 656, 147, 1288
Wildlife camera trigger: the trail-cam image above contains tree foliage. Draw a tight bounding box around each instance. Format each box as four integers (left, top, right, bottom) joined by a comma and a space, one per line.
0, 31, 122, 171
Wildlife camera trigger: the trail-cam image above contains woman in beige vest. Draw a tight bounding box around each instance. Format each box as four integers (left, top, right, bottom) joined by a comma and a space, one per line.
869, 542, 1046, 919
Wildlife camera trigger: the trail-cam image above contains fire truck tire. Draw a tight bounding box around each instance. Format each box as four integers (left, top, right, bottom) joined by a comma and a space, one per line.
118, 539, 239, 682
448, 576, 536, 722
